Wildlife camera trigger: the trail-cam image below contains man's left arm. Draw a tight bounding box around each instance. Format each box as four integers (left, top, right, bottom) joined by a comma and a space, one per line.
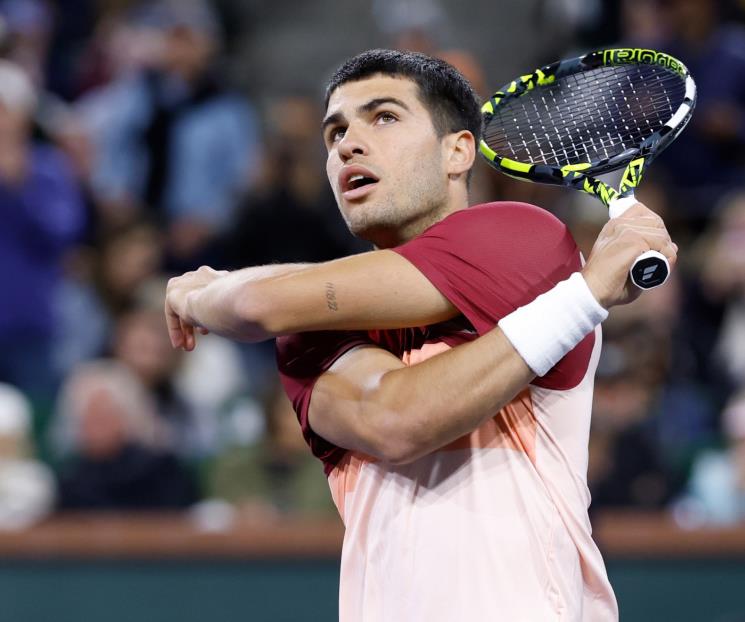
165, 250, 458, 350
166, 202, 675, 351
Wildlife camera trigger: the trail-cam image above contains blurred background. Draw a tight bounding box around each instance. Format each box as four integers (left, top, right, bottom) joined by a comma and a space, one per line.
0, 0, 744, 620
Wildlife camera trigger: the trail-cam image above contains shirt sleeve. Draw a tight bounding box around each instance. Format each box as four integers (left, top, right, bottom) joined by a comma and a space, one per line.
276, 331, 374, 473
392, 201, 595, 390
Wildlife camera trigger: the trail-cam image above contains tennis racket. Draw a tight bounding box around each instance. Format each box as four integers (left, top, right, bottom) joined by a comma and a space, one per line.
479, 47, 696, 289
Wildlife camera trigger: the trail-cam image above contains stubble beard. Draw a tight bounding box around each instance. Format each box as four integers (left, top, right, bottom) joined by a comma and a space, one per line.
344, 188, 447, 247
343, 163, 450, 248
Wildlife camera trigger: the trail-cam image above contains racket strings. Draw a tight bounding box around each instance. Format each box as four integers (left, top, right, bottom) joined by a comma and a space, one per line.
483, 64, 686, 167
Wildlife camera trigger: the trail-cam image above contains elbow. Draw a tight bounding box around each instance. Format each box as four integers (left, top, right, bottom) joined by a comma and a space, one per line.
370, 436, 420, 465
368, 435, 422, 466
382, 445, 424, 466
359, 397, 428, 466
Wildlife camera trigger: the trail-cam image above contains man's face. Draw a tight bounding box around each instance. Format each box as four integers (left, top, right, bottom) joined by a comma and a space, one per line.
323, 75, 450, 247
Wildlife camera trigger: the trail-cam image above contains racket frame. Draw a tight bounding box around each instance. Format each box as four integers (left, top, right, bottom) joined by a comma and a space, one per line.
479, 48, 697, 208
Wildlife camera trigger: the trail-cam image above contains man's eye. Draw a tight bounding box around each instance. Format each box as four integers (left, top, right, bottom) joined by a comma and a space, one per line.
377, 112, 397, 124
330, 127, 346, 142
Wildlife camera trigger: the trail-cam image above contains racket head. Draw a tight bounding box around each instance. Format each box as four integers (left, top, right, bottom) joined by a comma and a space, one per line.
479, 48, 697, 187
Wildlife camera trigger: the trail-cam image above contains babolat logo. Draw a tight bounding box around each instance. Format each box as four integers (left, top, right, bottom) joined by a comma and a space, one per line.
603, 48, 685, 77
642, 265, 657, 281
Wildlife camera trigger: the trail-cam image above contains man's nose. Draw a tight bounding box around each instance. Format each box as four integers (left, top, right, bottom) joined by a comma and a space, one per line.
338, 125, 368, 161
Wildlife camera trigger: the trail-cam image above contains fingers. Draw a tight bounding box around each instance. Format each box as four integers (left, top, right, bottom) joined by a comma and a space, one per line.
606, 212, 665, 235
165, 304, 199, 351
167, 309, 201, 351
601, 205, 677, 264
180, 317, 196, 351
165, 301, 184, 349
165, 286, 199, 351
613, 222, 677, 266
616, 201, 663, 223
165, 266, 226, 350
584, 207, 678, 308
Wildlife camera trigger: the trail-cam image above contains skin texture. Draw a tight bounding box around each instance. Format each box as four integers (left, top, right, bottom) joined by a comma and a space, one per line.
322, 76, 471, 247
164, 73, 677, 463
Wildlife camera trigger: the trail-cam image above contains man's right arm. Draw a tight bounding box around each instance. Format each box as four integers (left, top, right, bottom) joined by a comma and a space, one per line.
307, 324, 534, 465
305, 204, 678, 464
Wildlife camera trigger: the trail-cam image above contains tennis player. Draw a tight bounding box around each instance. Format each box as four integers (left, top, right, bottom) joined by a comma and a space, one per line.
165, 50, 677, 621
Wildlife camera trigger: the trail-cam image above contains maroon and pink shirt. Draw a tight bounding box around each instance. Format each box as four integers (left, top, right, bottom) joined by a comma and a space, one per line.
277, 202, 618, 621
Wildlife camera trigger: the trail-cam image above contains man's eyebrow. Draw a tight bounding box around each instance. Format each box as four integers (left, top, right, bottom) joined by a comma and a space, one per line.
321, 111, 345, 132
321, 97, 411, 131
358, 97, 410, 115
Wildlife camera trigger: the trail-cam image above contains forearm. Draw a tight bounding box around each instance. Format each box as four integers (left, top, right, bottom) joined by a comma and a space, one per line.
184, 263, 312, 341
183, 251, 456, 341
366, 327, 534, 463
313, 272, 607, 464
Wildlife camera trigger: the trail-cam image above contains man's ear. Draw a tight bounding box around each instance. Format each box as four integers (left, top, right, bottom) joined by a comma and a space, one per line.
443, 130, 476, 179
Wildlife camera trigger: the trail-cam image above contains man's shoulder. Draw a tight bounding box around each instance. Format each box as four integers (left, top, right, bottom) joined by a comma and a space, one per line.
451, 201, 565, 226
406, 201, 574, 262
421, 201, 567, 240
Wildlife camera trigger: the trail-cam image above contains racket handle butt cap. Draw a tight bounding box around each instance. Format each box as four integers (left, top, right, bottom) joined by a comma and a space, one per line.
630, 250, 669, 290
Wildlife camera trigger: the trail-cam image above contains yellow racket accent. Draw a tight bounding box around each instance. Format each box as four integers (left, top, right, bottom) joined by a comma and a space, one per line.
560, 163, 592, 176
499, 158, 532, 174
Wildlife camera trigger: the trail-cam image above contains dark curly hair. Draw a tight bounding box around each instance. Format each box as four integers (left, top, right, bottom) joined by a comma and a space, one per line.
324, 48, 482, 144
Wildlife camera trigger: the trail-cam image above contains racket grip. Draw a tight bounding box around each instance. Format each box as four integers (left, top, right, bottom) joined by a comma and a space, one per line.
608, 195, 670, 290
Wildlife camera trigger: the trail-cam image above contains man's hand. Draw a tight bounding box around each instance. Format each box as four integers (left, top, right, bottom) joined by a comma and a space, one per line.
582, 202, 678, 309
165, 266, 228, 350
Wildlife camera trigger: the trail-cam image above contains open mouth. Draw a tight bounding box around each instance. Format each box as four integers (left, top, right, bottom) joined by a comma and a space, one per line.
340, 167, 380, 200
347, 174, 378, 190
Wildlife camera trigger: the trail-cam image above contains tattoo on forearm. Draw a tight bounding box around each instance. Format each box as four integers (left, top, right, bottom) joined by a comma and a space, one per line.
325, 282, 339, 311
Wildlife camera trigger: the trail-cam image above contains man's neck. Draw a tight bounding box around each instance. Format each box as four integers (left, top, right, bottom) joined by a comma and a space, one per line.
374, 200, 470, 249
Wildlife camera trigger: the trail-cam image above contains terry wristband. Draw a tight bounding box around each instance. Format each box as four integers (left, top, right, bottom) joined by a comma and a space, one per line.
498, 272, 608, 377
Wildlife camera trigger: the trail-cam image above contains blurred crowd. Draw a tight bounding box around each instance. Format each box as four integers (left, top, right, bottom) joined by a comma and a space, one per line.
0, 0, 744, 530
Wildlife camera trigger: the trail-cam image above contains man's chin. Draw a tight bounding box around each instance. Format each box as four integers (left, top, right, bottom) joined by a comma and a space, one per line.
348, 222, 401, 248
347, 221, 377, 243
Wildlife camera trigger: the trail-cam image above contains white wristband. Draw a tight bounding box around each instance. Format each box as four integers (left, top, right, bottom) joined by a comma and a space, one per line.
498, 272, 608, 377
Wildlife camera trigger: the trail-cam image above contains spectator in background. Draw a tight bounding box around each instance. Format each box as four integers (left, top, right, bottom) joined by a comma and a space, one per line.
0, 59, 84, 404
371, 0, 496, 206
208, 381, 336, 518
54, 219, 163, 376
619, 0, 668, 48
588, 322, 683, 511
226, 95, 360, 268
112, 301, 214, 460
675, 390, 745, 525
699, 192, 745, 389
653, 191, 745, 468
225, 94, 363, 268
223, 94, 364, 393
0, 383, 55, 529
0, 0, 97, 190
57, 215, 245, 462
77, 0, 260, 270
0, 0, 52, 88
52, 360, 198, 511
652, 0, 745, 226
